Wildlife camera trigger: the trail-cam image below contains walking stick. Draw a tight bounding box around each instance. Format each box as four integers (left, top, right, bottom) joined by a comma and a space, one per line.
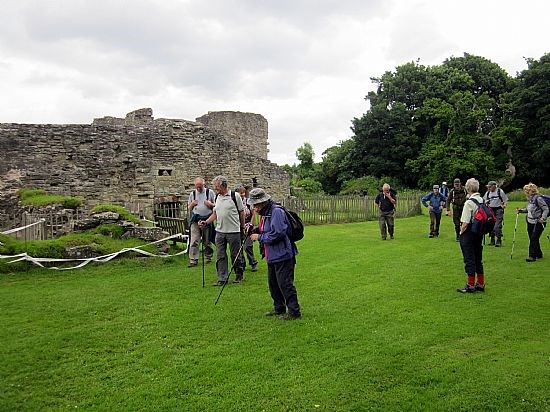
215, 233, 249, 305
201, 226, 206, 288
510, 212, 519, 259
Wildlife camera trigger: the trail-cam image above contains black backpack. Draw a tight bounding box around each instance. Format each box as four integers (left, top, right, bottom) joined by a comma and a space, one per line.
277, 206, 304, 242
469, 198, 496, 235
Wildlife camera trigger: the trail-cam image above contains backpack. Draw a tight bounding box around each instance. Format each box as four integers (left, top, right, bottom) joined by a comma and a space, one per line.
277, 206, 304, 242
192, 187, 211, 201
468, 198, 496, 235
535, 194, 550, 209
215, 190, 239, 211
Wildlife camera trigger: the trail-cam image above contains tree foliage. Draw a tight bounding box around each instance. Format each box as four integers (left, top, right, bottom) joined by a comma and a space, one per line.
293, 52, 549, 194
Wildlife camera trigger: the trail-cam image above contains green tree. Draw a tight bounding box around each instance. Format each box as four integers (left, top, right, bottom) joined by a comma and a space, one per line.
508, 53, 550, 186
318, 139, 356, 194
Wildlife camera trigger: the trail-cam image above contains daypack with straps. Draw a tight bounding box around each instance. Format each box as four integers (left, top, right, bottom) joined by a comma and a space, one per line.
192, 187, 211, 201
469, 198, 496, 235
535, 194, 550, 209
215, 190, 239, 211
277, 206, 304, 242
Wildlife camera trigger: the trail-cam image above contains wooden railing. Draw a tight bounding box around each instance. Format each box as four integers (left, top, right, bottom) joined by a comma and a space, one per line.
281, 194, 422, 225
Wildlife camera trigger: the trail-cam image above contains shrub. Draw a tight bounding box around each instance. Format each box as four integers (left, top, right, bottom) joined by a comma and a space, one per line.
91, 224, 126, 239
506, 186, 550, 201
340, 176, 404, 196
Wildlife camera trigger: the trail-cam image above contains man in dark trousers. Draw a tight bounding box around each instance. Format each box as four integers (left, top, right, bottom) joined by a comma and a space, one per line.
249, 188, 301, 320
446, 178, 467, 242
422, 185, 447, 238
375, 183, 397, 240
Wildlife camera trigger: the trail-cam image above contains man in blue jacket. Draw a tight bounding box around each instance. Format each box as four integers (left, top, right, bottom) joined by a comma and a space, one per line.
249, 188, 301, 320
422, 185, 447, 238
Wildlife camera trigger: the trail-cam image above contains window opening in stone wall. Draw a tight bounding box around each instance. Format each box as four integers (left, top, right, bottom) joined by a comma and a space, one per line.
158, 169, 172, 176
252, 177, 258, 187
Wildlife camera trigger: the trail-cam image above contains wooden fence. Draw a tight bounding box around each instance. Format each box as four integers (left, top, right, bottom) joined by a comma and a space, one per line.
2, 209, 85, 241
281, 194, 422, 225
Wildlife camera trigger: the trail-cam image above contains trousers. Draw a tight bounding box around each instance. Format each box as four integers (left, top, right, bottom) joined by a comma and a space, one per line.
267, 257, 301, 316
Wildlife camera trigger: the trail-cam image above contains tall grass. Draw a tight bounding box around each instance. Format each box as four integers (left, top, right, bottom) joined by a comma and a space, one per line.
1, 202, 548, 410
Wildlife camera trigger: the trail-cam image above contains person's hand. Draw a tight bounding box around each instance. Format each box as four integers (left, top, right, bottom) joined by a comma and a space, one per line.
515, 208, 521, 214
447, 210, 452, 217
204, 199, 214, 208
190, 200, 198, 208
198, 220, 207, 228
250, 234, 259, 241
502, 203, 507, 209
428, 205, 433, 210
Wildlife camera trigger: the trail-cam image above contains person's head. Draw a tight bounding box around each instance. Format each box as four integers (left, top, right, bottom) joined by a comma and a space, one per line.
432, 184, 439, 194
523, 183, 539, 197
442, 181, 447, 187
453, 178, 461, 188
382, 183, 391, 193
464, 178, 480, 194
248, 188, 271, 212
236, 185, 247, 198
212, 175, 229, 195
194, 177, 205, 191
487, 180, 497, 192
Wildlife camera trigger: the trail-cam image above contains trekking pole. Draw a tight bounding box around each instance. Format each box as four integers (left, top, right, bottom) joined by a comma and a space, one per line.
201, 226, 206, 288
510, 212, 519, 259
215, 233, 249, 305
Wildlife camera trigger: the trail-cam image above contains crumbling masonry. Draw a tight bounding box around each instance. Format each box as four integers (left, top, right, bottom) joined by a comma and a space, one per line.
0, 108, 289, 226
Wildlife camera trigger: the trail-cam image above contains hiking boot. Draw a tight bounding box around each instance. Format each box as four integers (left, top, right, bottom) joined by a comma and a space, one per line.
429, 234, 434, 238
489, 237, 495, 246
457, 284, 475, 293
233, 277, 244, 284
212, 280, 227, 286
495, 238, 502, 247
279, 313, 301, 321
381, 237, 387, 240
390, 235, 394, 240
265, 310, 285, 317
525, 257, 537, 262
474, 283, 485, 292
188, 260, 198, 267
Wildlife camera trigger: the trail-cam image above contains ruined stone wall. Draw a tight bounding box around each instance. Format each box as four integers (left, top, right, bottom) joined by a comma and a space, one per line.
0, 109, 289, 221
196, 111, 269, 159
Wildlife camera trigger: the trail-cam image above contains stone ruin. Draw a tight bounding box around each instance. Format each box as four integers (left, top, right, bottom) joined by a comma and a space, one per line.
0, 108, 290, 231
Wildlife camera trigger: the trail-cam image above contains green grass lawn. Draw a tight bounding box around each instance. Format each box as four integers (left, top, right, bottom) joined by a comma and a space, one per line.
1, 202, 549, 411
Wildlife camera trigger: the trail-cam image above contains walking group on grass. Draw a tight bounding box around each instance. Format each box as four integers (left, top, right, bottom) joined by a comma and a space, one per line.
188, 176, 301, 321
186, 174, 548, 319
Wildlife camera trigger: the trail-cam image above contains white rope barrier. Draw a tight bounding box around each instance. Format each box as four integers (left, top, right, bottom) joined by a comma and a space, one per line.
1, 219, 46, 235
0, 233, 189, 270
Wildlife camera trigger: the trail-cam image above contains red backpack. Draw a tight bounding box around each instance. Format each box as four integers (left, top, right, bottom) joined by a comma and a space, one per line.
469, 198, 496, 235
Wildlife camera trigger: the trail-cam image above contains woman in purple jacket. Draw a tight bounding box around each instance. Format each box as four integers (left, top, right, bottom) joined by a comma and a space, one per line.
248, 188, 301, 320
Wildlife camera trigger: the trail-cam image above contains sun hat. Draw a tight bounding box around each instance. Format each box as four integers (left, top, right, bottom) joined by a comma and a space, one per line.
248, 188, 271, 205
433, 184, 439, 189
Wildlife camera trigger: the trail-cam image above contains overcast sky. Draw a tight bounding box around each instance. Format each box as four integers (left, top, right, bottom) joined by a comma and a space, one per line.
1, 0, 548, 165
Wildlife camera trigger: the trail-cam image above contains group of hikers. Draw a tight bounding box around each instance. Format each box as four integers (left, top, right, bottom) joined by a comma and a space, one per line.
185, 174, 548, 319
376, 178, 548, 294
187, 176, 301, 321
